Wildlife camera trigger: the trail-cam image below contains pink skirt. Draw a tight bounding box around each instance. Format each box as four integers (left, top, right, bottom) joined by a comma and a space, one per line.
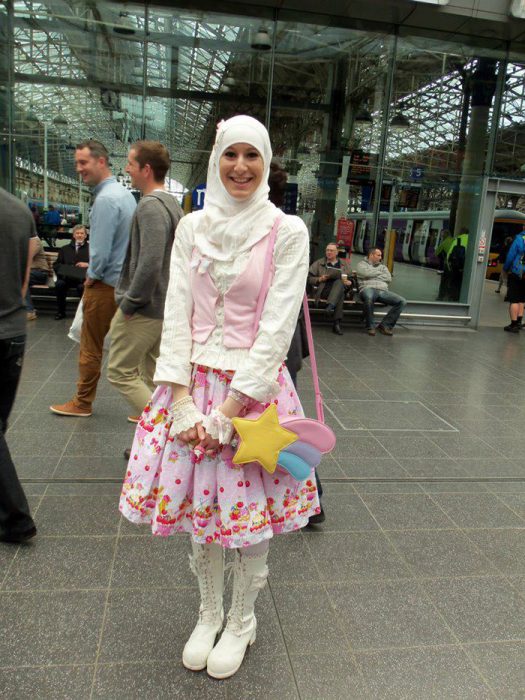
119, 365, 320, 548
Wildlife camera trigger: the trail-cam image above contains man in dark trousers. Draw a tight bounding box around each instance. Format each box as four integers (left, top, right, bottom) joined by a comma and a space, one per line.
108, 140, 182, 428
53, 224, 90, 319
0, 187, 39, 543
308, 242, 353, 335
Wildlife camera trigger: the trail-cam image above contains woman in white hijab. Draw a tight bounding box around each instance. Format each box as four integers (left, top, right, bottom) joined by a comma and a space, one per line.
120, 115, 320, 679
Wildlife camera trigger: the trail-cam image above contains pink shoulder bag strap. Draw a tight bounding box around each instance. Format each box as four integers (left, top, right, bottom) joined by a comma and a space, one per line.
252, 214, 325, 424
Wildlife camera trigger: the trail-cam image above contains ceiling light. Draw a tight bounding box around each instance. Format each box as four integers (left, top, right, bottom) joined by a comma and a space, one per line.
53, 109, 68, 126
113, 12, 136, 36
251, 27, 272, 51
390, 112, 411, 129
354, 107, 373, 124
224, 77, 236, 87
219, 84, 231, 93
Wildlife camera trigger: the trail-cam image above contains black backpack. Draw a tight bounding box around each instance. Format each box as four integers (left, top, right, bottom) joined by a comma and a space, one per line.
448, 241, 465, 272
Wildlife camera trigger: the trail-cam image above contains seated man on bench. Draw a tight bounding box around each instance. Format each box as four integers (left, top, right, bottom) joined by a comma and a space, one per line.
53, 224, 90, 319
308, 242, 352, 335
356, 247, 406, 336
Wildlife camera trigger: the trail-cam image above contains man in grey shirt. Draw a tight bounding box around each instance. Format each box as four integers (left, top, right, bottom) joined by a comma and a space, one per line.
356, 247, 407, 336
108, 141, 182, 426
50, 140, 136, 417
0, 188, 38, 542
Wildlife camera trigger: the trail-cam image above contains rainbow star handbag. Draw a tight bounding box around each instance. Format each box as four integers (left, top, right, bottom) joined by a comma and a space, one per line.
231, 216, 336, 480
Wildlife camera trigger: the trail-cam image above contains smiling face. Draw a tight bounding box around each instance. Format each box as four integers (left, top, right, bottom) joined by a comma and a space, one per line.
125, 149, 147, 190
73, 227, 87, 244
219, 142, 264, 200
75, 147, 107, 187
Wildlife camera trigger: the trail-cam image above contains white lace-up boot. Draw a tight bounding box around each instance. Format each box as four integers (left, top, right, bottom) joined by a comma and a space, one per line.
206, 548, 269, 679
182, 543, 225, 671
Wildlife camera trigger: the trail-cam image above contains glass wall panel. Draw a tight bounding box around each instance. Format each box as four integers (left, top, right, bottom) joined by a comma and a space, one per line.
381, 36, 505, 302
492, 61, 525, 181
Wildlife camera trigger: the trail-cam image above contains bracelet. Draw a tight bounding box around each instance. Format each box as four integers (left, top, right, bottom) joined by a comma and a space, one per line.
202, 408, 234, 444
228, 387, 254, 409
168, 395, 204, 435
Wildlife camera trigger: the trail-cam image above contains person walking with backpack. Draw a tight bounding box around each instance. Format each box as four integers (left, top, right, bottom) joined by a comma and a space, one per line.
502, 230, 525, 333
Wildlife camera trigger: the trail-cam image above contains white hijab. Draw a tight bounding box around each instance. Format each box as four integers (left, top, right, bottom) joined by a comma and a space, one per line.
193, 115, 278, 262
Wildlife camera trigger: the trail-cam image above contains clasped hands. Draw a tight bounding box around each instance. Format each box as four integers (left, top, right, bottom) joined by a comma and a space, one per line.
170, 394, 241, 457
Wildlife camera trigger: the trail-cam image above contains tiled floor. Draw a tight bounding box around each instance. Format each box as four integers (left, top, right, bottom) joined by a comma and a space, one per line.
1, 315, 524, 699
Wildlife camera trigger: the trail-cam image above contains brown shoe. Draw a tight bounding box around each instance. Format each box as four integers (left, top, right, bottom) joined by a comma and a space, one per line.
49, 401, 92, 417
26, 311, 37, 321
367, 328, 376, 336
124, 448, 131, 460
377, 325, 393, 336
127, 415, 140, 423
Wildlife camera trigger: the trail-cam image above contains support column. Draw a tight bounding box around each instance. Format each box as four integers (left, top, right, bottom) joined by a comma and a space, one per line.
0, 2, 15, 193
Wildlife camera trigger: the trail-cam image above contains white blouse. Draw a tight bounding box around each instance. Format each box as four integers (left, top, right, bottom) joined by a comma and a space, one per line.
153, 212, 309, 402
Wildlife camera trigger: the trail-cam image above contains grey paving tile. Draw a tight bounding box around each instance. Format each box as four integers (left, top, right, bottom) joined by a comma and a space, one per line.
465, 529, 525, 575
35, 495, 121, 536
419, 480, 489, 494
99, 588, 200, 663
338, 458, 409, 479
7, 454, 59, 480
0, 546, 18, 580
304, 532, 411, 581
220, 648, 299, 699
352, 480, 425, 494
423, 577, 525, 643
14, 411, 82, 433
64, 432, 133, 457
486, 481, 525, 494
355, 646, 493, 699
491, 440, 525, 459
0, 591, 106, 665
456, 458, 525, 478
326, 580, 455, 651
0, 665, 94, 700
46, 481, 123, 496
465, 642, 525, 699
309, 492, 379, 532
100, 586, 283, 663
430, 493, 525, 528
2, 536, 116, 591
6, 429, 70, 457
54, 456, 128, 480
428, 435, 500, 460
290, 652, 370, 700
270, 583, 348, 655
20, 482, 48, 495
387, 530, 499, 578
331, 436, 390, 461
400, 458, 470, 479
496, 493, 525, 519
93, 662, 226, 699
360, 494, 456, 530
375, 436, 448, 459
73, 412, 137, 433
112, 535, 194, 589
268, 531, 321, 583
315, 454, 346, 478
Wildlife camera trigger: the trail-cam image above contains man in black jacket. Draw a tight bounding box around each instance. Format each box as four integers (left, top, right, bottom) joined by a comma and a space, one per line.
53, 224, 89, 319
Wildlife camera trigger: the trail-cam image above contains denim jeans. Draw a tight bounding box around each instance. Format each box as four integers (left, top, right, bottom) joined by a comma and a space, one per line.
360, 287, 407, 329
0, 335, 35, 537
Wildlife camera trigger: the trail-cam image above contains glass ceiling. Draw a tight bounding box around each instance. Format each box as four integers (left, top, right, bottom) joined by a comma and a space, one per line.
3, 0, 525, 195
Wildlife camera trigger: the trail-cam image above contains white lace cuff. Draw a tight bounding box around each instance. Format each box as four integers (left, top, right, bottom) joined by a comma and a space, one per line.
202, 408, 234, 444
168, 395, 204, 435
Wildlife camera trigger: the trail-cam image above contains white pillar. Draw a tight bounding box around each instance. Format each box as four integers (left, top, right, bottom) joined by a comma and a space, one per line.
43, 122, 48, 209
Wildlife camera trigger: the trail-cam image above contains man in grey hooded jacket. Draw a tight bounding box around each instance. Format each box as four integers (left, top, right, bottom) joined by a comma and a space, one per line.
108, 140, 183, 421
356, 248, 406, 336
